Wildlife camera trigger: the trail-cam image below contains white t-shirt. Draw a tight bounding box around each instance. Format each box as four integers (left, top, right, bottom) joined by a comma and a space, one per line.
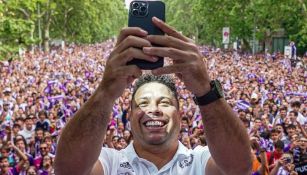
99, 141, 211, 175
18, 126, 35, 144
297, 112, 306, 125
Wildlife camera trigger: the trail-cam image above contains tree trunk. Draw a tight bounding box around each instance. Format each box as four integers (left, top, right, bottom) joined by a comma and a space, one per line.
43, 26, 50, 52
43, 0, 52, 53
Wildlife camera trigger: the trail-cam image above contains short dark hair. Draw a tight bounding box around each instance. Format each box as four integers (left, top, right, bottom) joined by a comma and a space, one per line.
25, 116, 33, 121
0, 156, 8, 162
181, 117, 189, 123
280, 106, 288, 112
270, 129, 279, 134
289, 111, 298, 117
38, 110, 47, 117
131, 74, 178, 106
286, 124, 296, 130
274, 140, 285, 150
291, 101, 301, 108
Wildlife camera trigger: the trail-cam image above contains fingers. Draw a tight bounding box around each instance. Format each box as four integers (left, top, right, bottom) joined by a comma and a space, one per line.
146, 35, 198, 52
152, 64, 188, 75
114, 47, 158, 66
116, 27, 148, 45
143, 47, 199, 61
114, 35, 152, 54
152, 17, 191, 42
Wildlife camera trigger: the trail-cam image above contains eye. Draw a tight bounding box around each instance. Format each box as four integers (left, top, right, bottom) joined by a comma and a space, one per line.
160, 100, 171, 106
137, 101, 148, 107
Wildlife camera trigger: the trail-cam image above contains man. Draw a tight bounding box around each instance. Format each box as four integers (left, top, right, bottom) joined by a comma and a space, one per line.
55, 17, 251, 174
18, 116, 35, 144
35, 110, 50, 132
34, 142, 55, 169
291, 101, 306, 125
293, 136, 307, 175
273, 107, 288, 126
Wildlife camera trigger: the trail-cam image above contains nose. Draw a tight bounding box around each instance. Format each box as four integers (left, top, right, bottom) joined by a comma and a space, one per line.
146, 103, 162, 116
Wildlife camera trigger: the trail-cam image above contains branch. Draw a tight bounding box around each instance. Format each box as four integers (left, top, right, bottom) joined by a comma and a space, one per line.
18, 8, 30, 19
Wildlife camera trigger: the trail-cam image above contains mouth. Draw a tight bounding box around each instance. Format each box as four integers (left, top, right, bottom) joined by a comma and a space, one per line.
143, 120, 167, 128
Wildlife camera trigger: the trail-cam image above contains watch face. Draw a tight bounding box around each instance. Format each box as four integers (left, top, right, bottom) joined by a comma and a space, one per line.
214, 80, 224, 98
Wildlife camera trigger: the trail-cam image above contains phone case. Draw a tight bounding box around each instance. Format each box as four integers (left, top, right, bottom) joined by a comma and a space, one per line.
127, 1, 165, 70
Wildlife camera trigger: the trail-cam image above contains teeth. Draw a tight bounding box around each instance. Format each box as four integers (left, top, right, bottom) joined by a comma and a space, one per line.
145, 121, 164, 127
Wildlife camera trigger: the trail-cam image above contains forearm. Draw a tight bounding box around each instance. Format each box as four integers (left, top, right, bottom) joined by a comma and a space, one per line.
200, 99, 252, 175
269, 164, 280, 175
14, 147, 28, 161
55, 88, 114, 175
258, 152, 268, 175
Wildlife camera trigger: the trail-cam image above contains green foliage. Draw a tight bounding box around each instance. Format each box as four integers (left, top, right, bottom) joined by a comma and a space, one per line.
0, 0, 305, 59
163, 0, 306, 54
0, 0, 127, 59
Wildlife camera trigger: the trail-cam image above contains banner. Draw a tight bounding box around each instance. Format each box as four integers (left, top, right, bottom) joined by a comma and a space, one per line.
223, 27, 230, 44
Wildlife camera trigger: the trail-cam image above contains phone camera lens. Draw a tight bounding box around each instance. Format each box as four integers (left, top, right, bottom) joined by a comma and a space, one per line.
139, 11, 146, 16
132, 2, 139, 9
132, 9, 139, 16
140, 6, 146, 12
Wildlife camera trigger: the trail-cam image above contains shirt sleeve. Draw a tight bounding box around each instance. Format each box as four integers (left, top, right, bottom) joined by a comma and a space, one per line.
98, 147, 120, 175
193, 146, 211, 171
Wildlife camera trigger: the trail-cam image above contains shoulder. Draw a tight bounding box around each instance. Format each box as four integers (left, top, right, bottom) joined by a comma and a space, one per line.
173, 145, 211, 175
192, 145, 211, 167
98, 147, 125, 175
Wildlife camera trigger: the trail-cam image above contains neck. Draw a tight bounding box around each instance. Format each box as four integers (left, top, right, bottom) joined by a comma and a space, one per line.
133, 140, 178, 170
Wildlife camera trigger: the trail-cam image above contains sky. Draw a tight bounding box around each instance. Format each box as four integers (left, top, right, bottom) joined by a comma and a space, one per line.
125, 0, 133, 8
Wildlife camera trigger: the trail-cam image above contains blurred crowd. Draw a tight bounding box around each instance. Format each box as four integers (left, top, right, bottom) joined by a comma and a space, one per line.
0, 41, 306, 175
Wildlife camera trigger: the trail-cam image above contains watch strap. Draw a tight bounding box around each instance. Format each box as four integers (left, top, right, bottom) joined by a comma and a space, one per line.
193, 80, 223, 106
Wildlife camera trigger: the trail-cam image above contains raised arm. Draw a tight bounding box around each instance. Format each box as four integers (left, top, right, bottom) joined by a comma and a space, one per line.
146, 17, 252, 175
199, 97, 252, 175
54, 27, 156, 175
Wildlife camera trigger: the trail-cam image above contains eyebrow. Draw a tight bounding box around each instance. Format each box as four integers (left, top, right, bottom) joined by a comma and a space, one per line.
137, 96, 173, 101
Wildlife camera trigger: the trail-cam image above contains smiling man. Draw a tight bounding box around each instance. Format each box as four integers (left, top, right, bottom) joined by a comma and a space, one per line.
55, 17, 251, 175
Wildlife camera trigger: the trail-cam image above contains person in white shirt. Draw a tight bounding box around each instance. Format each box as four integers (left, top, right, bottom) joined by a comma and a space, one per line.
55, 17, 252, 175
18, 116, 35, 144
290, 101, 306, 125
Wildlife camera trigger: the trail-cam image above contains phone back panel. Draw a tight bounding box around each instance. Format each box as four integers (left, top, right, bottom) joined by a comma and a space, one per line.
128, 1, 165, 70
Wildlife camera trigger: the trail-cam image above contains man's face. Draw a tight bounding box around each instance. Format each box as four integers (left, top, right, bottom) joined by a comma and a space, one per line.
271, 132, 279, 142
280, 110, 287, 118
131, 82, 179, 146
288, 112, 296, 120
16, 140, 25, 150
40, 143, 49, 156
299, 138, 307, 150
275, 126, 284, 135
254, 119, 262, 128
292, 106, 299, 112
39, 114, 46, 121
25, 119, 33, 130
0, 158, 9, 168
287, 128, 296, 137
36, 130, 44, 140
181, 120, 188, 129
263, 105, 269, 112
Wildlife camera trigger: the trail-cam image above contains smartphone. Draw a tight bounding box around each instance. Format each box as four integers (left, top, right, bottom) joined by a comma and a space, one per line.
127, 0, 165, 70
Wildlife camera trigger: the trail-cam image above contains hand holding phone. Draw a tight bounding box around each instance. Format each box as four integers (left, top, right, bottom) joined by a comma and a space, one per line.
127, 1, 165, 70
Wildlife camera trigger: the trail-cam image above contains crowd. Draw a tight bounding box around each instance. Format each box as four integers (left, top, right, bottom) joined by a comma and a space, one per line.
0, 40, 306, 175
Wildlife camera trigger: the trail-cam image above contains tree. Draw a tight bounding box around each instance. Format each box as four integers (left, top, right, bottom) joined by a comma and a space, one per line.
163, 0, 306, 54
0, 0, 127, 59
0, 0, 37, 60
